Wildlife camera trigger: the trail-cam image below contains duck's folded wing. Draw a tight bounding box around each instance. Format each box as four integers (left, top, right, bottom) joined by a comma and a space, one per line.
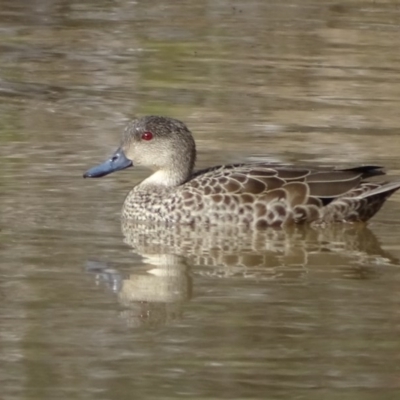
187, 163, 384, 204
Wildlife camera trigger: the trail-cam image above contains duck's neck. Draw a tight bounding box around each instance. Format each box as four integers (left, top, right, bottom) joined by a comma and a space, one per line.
140, 167, 191, 189
138, 145, 196, 189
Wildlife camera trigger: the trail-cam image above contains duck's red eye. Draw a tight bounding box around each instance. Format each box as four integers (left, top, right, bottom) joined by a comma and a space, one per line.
141, 131, 153, 141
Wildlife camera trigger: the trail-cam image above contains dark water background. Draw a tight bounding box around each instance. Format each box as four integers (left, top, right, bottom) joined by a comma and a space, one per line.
2, 1, 400, 399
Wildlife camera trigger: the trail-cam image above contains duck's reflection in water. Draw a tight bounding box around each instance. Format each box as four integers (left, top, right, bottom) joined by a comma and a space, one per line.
87, 252, 191, 328
88, 221, 397, 327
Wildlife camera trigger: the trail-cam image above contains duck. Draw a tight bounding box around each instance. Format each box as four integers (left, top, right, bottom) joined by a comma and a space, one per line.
83, 115, 400, 227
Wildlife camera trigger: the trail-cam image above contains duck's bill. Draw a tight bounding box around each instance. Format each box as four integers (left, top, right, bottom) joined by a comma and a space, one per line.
83, 148, 133, 178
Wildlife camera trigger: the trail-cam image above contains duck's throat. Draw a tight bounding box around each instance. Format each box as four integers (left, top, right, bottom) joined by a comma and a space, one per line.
141, 169, 189, 188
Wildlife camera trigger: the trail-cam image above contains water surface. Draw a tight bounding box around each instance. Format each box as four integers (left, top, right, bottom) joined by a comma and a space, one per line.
2, 1, 400, 399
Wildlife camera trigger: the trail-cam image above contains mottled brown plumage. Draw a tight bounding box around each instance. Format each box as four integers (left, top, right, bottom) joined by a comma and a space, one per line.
84, 116, 400, 227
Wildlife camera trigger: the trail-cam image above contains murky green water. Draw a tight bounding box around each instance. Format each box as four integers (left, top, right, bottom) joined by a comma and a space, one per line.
2, 1, 400, 399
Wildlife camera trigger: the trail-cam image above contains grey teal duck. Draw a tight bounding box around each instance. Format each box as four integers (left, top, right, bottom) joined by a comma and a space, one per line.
83, 116, 400, 227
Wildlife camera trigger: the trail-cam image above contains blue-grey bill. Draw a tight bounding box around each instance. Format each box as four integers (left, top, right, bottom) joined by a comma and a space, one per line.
83, 148, 133, 178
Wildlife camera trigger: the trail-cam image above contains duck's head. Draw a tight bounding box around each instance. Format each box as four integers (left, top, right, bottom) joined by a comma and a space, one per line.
83, 116, 196, 186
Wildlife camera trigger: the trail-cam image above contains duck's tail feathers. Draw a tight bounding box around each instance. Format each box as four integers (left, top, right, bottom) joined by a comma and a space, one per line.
359, 181, 400, 200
